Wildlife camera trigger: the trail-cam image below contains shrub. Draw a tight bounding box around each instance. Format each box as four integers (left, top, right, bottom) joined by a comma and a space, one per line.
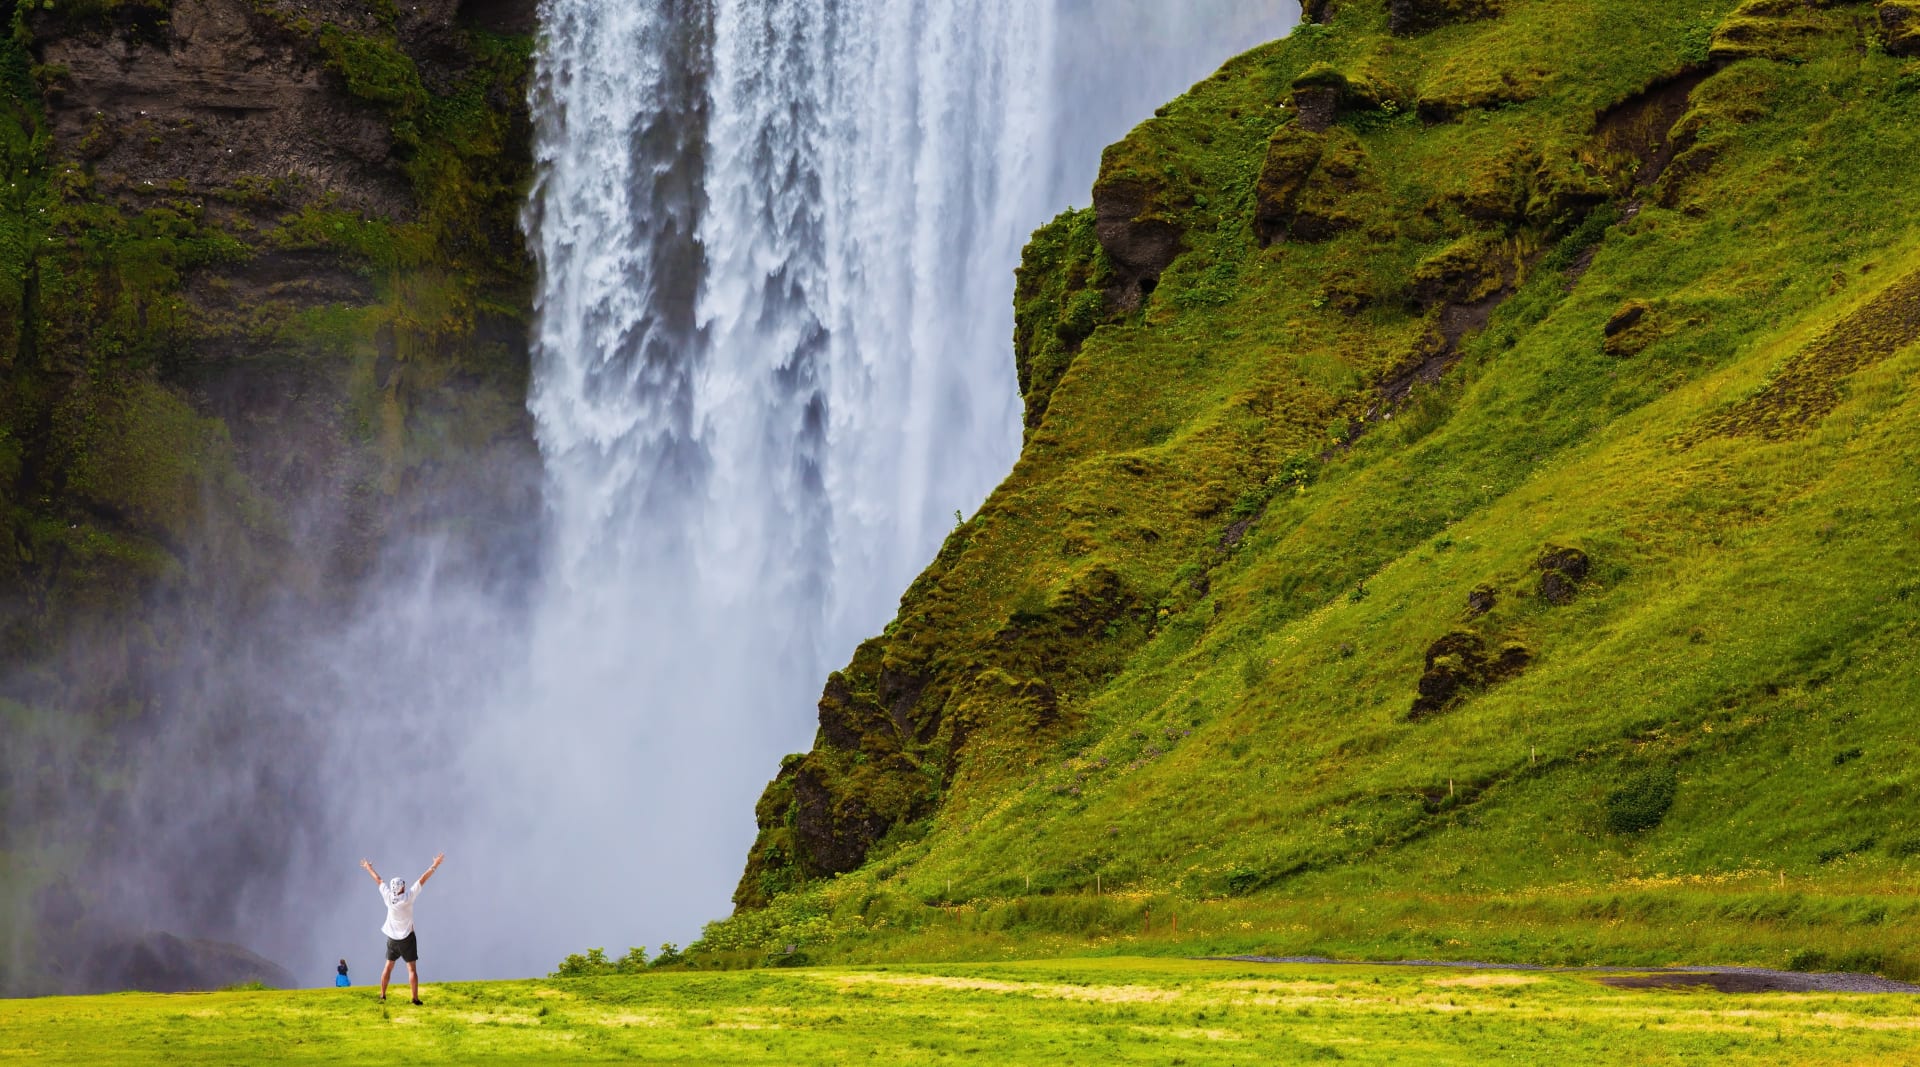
652, 942, 687, 968
550, 947, 614, 978
1224, 868, 1265, 896
1604, 767, 1677, 834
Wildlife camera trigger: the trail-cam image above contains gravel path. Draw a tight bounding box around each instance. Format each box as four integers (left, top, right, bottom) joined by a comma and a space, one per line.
1205, 956, 1920, 994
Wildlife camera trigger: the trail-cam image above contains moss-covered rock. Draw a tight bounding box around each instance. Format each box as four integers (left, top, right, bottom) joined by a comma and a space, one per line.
1388, 0, 1502, 37
1882, 1, 1920, 57
1710, 0, 1826, 61
1013, 210, 1111, 433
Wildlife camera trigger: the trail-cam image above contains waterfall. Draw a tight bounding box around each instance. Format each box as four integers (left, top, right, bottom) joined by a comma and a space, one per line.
489, 0, 1055, 966
455, 0, 1297, 975
2, 0, 1293, 989
290, 0, 1293, 981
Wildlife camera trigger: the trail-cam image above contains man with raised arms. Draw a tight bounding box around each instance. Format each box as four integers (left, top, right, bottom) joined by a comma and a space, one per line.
359, 853, 443, 1004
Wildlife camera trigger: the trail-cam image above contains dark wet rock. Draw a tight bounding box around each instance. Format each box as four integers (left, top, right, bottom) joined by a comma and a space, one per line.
1389, 0, 1502, 37
791, 763, 894, 877
816, 672, 863, 750
1092, 176, 1184, 311
1254, 126, 1326, 244
1292, 84, 1342, 133
1881, 1, 1920, 57
1537, 546, 1591, 605
1410, 630, 1532, 719
1410, 235, 1511, 311
1254, 126, 1370, 247
77, 932, 293, 994
1603, 300, 1659, 356
1301, 0, 1338, 24
1466, 584, 1497, 617
1604, 301, 1649, 338
461, 0, 541, 36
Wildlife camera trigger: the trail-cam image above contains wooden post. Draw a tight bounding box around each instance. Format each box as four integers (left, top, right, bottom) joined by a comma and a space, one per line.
1448, 778, 1455, 797
1096, 873, 1101, 895
1172, 913, 1178, 935
1025, 873, 1030, 892
1144, 908, 1151, 936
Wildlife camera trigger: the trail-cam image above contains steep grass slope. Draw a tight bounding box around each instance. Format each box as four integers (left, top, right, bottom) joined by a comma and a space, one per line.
713, 0, 1920, 974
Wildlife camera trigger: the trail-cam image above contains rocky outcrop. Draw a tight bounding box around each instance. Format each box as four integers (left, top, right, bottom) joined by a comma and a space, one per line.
1388, 0, 1501, 36
1709, 0, 1825, 61
1091, 176, 1183, 311
1537, 546, 1592, 605
1253, 125, 1372, 246
1410, 629, 1530, 720
33, 0, 410, 218
1882, 1, 1920, 56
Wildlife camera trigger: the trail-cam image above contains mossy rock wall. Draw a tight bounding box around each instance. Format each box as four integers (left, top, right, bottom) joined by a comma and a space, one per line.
0, 0, 539, 992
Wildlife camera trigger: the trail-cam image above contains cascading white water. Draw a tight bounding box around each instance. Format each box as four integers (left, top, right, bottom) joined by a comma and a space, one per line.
287, 0, 1293, 981
478, 0, 1053, 970
443, 0, 1296, 976
3, 0, 1294, 990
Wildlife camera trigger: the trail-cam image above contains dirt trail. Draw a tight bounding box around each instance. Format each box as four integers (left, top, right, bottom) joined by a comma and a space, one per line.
1207, 956, 1920, 994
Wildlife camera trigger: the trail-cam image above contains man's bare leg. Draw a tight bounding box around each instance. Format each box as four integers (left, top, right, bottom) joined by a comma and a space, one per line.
380, 959, 395, 1000
407, 961, 420, 1004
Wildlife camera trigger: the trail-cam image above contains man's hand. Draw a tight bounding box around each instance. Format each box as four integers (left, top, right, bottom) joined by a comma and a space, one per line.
361, 858, 382, 884
431, 853, 445, 869
419, 852, 445, 886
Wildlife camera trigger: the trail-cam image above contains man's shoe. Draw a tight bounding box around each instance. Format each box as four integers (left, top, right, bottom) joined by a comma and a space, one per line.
411, 998, 423, 1006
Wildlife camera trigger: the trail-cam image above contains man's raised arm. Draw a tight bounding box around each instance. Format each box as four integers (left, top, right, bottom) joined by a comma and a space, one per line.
417, 852, 445, 887
360, 858, 383, 886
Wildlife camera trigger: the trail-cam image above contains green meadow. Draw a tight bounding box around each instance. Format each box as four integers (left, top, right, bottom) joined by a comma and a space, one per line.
7, 958, 1920, 1065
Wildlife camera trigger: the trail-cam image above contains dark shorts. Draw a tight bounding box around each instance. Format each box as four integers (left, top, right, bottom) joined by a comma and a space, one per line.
385, 931, 418, 963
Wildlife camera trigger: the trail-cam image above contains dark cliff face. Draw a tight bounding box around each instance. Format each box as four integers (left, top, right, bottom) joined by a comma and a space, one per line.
0, 0, 538, 993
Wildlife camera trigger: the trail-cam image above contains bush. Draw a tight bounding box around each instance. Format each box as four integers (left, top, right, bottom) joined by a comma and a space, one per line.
652, 942, 686, 968
550, 947, 614, 978
550, 945, 649, 978
1604, 767, 1677, 834
1224, 868, 1265, 896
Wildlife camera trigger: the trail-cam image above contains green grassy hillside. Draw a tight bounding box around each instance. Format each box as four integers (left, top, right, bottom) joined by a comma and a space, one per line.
7, 959, 1919, 1064
715, 0, 1920, 975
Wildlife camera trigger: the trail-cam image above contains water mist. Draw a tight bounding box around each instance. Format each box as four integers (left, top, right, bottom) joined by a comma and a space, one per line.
5, 0, 1295, 989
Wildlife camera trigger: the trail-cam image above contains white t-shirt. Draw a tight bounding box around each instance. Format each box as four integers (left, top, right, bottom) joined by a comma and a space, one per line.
379, 881, 424, 939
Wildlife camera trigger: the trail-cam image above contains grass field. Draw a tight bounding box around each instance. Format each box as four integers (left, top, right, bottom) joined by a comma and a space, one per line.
5, 958, 1919, 1064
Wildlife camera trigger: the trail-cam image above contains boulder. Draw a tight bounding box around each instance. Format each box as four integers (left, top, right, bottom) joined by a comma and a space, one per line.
1883, 2, 1920, 57
1537, 545, 1592, 605
1409, 630, 1532, 719
1466, 584, 1498, 617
